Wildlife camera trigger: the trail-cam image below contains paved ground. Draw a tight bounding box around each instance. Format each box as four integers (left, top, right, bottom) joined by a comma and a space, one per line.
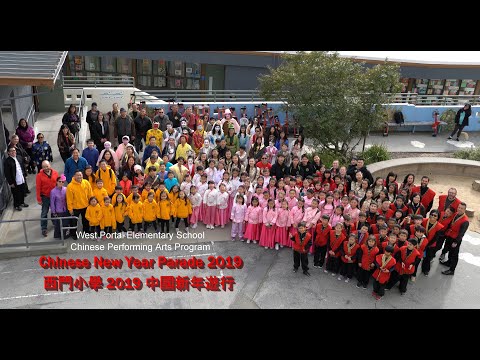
0, 229, 479, 308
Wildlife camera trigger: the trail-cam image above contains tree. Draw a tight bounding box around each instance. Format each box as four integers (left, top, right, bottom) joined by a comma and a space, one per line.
259, 51, 402, 160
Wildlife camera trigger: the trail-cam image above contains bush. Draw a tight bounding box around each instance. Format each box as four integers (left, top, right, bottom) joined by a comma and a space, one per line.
440, 109, 456, 132
361, 144, 391, 165
453, 147, 480, 161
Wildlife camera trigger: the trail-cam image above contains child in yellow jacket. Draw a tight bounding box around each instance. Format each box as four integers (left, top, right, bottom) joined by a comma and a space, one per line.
154, 183, 169, 203
113, 193, 128, 233
141, 182, 154, 202
158, 190, 172, 233
127, 194, 143, 231
85, 196, 103, 238
126, 185, 140, 206
100, 196, 116, 238
172, 190, 192, 233
92, 179, 109, 206
111, 185, 127, 206
143, 191, 159, 232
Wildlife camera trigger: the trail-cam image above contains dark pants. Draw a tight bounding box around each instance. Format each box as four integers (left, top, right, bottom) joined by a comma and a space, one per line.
443, 237, 461, 272
422, 247, 436, 274
293, 250, 309, 272
313, 245, 327, 267
134, 135, 146, 154
340, 262, 355, 279
60, 152, 70, 163
436, 233, 447, 254
144, 220, 158, 232
53, 211, 70, 239
40, 195, 51, 231
90, 225, 100, 237
25, 147, 35, 171
160, 219, 170, 232
373, 280, 386, 297
412, 258, 422, 277
357, 268, 372, 287
71, 207, 88, 239
175, 217, 189, 229
450, 124, 466, 138
386, 271, 409, 293
11, 183, 26, 207
130, 222, 143, 231
116, 221, 127, 232
326, 256, 340, 273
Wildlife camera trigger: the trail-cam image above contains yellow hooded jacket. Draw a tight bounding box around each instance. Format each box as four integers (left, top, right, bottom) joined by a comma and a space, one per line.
128, 200, 144, 224
66, 179, 93, 213
95, 165, 117, 195
92, 186, 109, 206
100, 203, 116, 229
86, 203, 103, 226
146, 128, 163, 149
172, 198, 192, 219
143, 199, 159, 222
158, 199, 172, 220
113, 202, 128, 224
155, 188, 169, 203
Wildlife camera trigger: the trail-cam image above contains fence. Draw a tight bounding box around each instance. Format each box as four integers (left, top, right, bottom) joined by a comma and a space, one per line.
0, 216, 78, 249
63, 76, 135, 88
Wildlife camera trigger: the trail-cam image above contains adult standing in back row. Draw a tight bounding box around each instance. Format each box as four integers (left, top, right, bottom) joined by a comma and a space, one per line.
134, 108, 152, 153
448, 103, 471, 141
167, 104, 182, 128
114, 107, 135, 146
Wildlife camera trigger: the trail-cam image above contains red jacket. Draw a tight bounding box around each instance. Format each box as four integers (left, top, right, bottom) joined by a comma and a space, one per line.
389, 203, 408, 214
314, 223, 331, 246
366, 211, 378, 225
445, 213, 469, 241
357, 231, 370, 246
416, 236, 429, 255
394, 246, 421, 275
407, 203, 426, 217
373, 254, 396, 284
410, 186, 436, 210
36, 168, 59, 203
359, 244, 379, 271
439, 211, 454, 228
119, 179, 132, 198
370, 223, 386, 235
438, 195, 461, 213
422, 218, 444, 249
381, 241, 400, 255
378, 208, 394, 220
341, 242, 360, 263
342, 223, 353, 238
292, 232, 312, 254
352, 221, 369, 234
328, 231, 346, 257
374, 234, 388, 248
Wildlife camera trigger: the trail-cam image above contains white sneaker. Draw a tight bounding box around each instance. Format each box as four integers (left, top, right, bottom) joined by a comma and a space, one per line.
275, 244, 279, 250
331, 272, 336, 277
231, 238, 236, 241
246, 240, 251, 244
280, 245, 284, 248
345, 278, 350, 283
185, 227, 189, 233
264, 246, 268, 249
221, 225, 225, 229
411, 276, 416, 282
337, 276, 343, 281
324, 270, 329, 274
240, 238, 245, 242
253, 240, 257, 244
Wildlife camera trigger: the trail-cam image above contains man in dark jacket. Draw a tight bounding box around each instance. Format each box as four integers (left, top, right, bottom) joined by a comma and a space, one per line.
299, 155, 314, 179
355, 158, 374, 186
134, 109, 152, 153
114, 108, 135, 145
448, 103, 471, 141
90, 113, 110, 152
271, 154, 288, 180
346, 156, 358, 179
167, 104, 182, 128
4, 147, 28, 211
85, 102, 99, 132
153, 108, 170, 132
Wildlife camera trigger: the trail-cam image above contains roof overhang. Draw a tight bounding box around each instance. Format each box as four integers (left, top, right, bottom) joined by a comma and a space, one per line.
0, 51, 68, 87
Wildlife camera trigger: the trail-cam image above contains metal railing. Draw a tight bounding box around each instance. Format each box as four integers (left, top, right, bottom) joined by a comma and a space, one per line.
64, 89, 86, 144
63, 75, 135, 88
133, 90, 284, 103
386, 93, 480, 106
25, 103, 36, 128
0, 216, 78, 249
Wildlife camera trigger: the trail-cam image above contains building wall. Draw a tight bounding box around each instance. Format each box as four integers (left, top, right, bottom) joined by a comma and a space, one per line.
0, 85, 34, 134
400, 66, 480, 79
224, 66, 269, 90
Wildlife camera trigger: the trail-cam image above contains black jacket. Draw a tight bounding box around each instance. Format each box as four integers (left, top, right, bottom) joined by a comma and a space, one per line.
288, 164, 301, 177
271, 161, 288, 180
167, 111, 182, 128
455, 107, 471, 126
134, 115, 152, 137
358, 166, 374, 186
4, 156, 22, 185
299, 162, 314, 179
91, 120, 110, 145
85, 110, 99, 129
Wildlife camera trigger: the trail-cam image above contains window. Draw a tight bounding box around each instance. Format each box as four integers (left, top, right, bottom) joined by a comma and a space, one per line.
138, 59, 152, 75
185, 63, 200, 78
153, 60, 167, 76
84, 56, 100, 72
138, 75, 152, 87
186, 78, 200, 90
153, 76, 167, 88
101, 57, 116, 73
117, 58, 132, 74
168, 61, 184, 77
168, 77, 184, 89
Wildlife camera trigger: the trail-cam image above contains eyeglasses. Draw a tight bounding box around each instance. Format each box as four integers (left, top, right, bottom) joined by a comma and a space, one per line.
430, 214, 438, 217
58, 180, 64, 183
38, 136, 44, 139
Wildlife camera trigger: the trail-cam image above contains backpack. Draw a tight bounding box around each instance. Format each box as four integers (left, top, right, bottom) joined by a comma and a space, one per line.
394, 111, 404, 124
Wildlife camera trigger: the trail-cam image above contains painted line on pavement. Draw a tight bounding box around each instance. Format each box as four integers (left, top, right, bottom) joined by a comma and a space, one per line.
0, 290, 82, 301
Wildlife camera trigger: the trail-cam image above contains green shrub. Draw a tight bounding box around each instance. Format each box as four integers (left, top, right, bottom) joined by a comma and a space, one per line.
453, 147, 480, 161
361, 144, 391, 165
440, 109, 456, 132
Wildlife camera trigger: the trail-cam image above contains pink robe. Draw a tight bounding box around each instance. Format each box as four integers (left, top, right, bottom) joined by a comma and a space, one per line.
275, 208, 291, 247
189, 193, 202, 225
286, 196, 298, 210
259, 208, 277, 248
244, 206, 263, 241
289, 206, 305, 236
215, 191, 230, 226
321, 203, 335, 218
203, 188, 218, 225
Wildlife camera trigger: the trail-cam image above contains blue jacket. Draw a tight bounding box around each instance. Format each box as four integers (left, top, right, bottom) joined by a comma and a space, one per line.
164, 177, 179, 191
82, 147, 99, 172
142, 145, 161, 164
64, 156, 88, 183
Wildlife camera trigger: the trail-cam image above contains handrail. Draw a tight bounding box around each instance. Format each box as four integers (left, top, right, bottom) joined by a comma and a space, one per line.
63, 75, 135, 88
25, 103, 35, 128
0, 216, 78, 249
133, 90, 286, 103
